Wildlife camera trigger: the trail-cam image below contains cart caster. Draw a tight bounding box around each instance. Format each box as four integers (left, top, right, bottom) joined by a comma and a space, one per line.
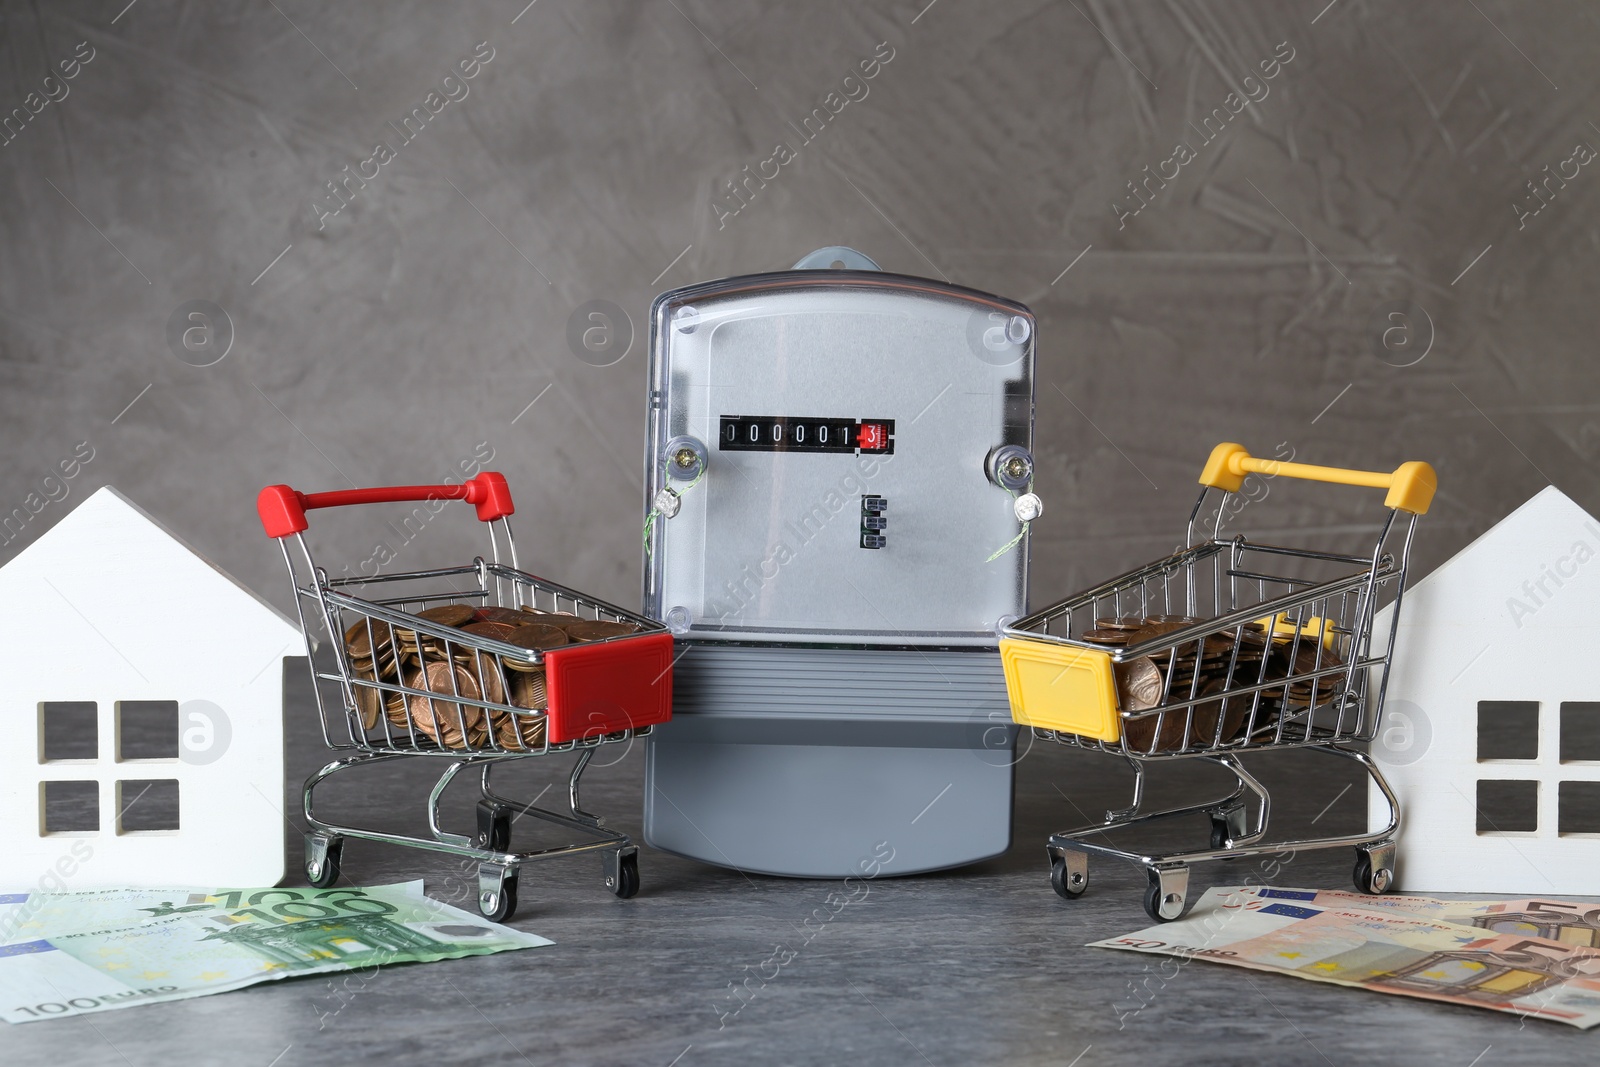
478, 864, 519, 923
1049, 849, 1088, 899
1143, 866, 1190, 923
475, 800, 514, 854
1353, 842, 1395, 895
1209, 803, 1248, 857
305, 834, 343, 889
604, 848, 640, 899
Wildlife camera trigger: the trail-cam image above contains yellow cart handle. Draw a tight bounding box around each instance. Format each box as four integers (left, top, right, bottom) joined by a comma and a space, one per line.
1198, 443, 1436, 515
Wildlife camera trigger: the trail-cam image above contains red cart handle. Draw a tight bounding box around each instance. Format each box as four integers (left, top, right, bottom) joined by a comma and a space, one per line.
257, 472, 515, 539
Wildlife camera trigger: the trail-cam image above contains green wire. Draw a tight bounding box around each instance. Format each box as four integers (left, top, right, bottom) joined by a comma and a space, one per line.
643, 466, 705, 559
985, 484, 1033, 563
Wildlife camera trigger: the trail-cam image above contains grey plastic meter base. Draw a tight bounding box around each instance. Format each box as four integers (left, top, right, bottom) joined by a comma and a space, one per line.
643, 644, 1015, 877
645, 729, 1012, 877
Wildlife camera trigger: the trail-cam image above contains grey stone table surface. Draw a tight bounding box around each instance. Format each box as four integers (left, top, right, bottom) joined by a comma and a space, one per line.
3, 661, 1593, 1067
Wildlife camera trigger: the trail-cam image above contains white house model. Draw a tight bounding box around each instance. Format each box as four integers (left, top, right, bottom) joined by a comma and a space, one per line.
1371, 485, 1600, 894
0, 486, 298, 893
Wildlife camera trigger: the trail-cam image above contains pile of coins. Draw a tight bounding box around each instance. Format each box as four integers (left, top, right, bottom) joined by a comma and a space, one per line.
342, 603, 641, 751
1078, 615, 1345, 753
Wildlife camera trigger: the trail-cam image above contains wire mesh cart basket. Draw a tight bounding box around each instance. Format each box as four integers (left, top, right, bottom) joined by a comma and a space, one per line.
258, 472, 674, 922
1000, 443, 1436, 922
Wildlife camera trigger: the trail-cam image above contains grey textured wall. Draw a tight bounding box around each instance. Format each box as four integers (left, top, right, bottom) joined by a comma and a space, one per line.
2, 0, 1595, 615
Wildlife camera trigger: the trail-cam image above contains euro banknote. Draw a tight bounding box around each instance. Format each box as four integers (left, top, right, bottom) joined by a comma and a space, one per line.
1208, 886, 1600, 949
1090, 886, 1600, 1028
0, 881, 551, 1023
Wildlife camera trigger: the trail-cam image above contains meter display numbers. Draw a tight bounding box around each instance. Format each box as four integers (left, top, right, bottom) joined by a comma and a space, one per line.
719, 416, 895, 455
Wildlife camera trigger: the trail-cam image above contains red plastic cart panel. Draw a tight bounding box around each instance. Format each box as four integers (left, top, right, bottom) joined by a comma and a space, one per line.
543, 631, 674, 744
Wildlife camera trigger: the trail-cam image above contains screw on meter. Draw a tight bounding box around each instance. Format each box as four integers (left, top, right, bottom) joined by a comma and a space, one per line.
986, 445, 1035, 491
661, 435, 708, 481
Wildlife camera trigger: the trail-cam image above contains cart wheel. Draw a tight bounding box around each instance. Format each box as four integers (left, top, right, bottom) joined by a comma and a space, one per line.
1209, 802, 1247, 859
305, 834, 342, 889
475, 800, 514, 853
610, 851, 640, 899
478, 866, 519, 923
1142, 866, 1190, 923
1353, 844, 1395, 895
1050, 851, 1088, 899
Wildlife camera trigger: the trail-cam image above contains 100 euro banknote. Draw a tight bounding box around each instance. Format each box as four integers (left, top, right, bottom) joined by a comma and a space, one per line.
0, 881, 551, 1023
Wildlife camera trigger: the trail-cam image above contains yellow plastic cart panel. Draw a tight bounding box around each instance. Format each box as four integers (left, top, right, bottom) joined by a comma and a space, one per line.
999, 637, 1121, 742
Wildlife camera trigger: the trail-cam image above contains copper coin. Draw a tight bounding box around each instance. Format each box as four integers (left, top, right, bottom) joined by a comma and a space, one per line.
553, 618, 639, 643
1123, 676, 1239, 754
506, 622, 570, 649
344, 618, 395, 660
473, 605, 531, 624
459, 650, 507, 708
1289, 646, 1346, 701
385, 687, 413, 731
1114, 656, 1164, 711
403, 662, 489, 749
395, 604, 475, 654
463, 620, 519, 642
1122, 706, 1186, 755
1135, 619, 1195, 638
492, 706, 547, 751
348, 649, 403, 731
354, 689, 381, 731
416, 604, 476, 627
495, 668, 548, 751
415, 634, 469, 662
502, 623, 569, 672
507, 668, 548, 710
1081, 628, 1136, 646
1188, 676, 1245, 747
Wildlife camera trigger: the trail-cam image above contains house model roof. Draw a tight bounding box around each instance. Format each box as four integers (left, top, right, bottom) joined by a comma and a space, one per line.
1377, 484, 1600, 635
0, 486, 302, 678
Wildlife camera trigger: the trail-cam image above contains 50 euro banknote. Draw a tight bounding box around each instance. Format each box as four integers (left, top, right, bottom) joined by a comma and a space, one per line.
0, 880, 551, 1024
1211, 886, 1600, 948
1090, 886, 1600, 1028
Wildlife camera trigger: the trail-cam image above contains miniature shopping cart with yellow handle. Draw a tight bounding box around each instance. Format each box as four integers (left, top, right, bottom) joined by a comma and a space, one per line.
1000, 443, 1435, 922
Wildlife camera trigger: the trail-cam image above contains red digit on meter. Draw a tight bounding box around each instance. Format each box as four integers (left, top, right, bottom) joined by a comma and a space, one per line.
858, 423, 887, 451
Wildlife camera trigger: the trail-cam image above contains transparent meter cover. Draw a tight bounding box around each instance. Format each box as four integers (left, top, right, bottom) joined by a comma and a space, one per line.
643, 271, 1035, 647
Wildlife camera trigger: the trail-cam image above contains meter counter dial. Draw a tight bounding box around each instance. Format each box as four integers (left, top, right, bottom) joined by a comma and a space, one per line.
719, 415, 895, 455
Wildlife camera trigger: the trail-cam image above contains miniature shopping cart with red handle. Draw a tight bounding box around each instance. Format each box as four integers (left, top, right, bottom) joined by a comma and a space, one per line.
258, 472, 673, 921
1000, 443, 1436, 923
